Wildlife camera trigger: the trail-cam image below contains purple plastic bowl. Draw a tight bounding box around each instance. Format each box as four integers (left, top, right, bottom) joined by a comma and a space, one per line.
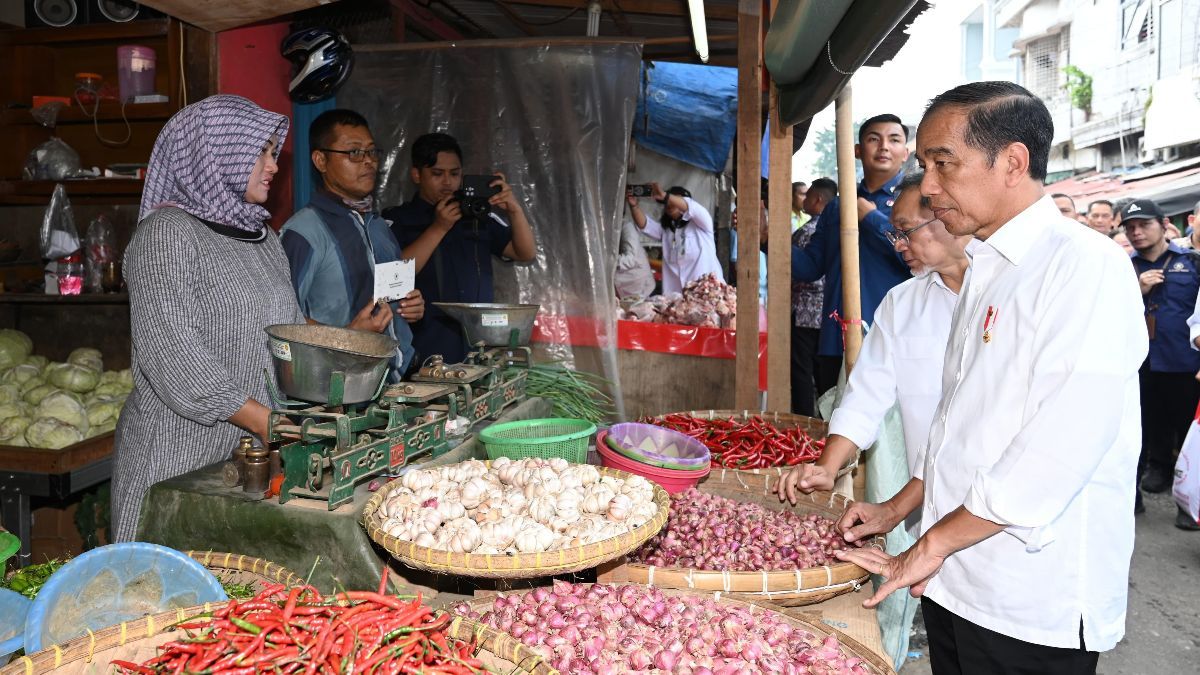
606, 422, 710, 470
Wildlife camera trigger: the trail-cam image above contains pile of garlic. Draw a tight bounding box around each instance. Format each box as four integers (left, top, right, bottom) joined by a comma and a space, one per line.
375, 457, 659, 555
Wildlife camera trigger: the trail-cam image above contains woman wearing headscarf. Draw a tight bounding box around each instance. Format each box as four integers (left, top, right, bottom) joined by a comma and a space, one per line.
633, 182, 723, 294
111, 95, 304, 542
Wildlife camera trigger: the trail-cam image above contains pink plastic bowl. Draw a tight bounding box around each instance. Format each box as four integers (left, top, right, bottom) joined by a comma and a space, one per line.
596, 430, 710, 494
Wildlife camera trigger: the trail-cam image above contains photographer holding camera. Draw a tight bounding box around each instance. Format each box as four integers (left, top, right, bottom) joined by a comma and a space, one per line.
632, 182, 722, 294
385, 133, 535, 364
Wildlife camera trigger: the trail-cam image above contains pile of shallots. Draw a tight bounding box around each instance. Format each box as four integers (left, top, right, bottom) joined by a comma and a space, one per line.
374, 457, 658, 555
619, 274, 737, 328
633, 488, 856, 571
453, 581, 873, 674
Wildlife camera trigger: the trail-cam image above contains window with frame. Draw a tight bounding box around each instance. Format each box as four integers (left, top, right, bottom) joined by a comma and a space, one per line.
1024, 31, 1069, 101
1122, 0, 1154, 51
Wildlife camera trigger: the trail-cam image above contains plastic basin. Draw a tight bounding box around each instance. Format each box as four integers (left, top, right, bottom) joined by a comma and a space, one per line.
605, 422, 709, 470
24, 543, 227, 653
596, 430, 710, 494
0, 588, 30, 662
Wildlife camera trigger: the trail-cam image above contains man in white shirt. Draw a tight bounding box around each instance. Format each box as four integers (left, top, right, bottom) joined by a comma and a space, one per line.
777, 170, 969, 508
837, 82, 1146, 674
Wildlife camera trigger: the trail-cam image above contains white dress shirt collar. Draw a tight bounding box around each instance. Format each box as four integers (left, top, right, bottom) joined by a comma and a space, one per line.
968, 194, 1059, 266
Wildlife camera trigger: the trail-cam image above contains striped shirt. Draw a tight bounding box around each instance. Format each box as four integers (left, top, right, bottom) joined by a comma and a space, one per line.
111, 207, 304, 542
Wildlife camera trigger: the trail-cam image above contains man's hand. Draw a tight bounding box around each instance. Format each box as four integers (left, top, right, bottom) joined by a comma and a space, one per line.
396, 289, 424, 323
776, 464, 836, 503
348, 301, 392, 333
1138, 269, 1164, 295
650, 181, 667, 203
433, 195, 462, 231
856, 197, 877, 222
837, 500, 903, 543
835, 539, 946, 608
489, 172, 521, 213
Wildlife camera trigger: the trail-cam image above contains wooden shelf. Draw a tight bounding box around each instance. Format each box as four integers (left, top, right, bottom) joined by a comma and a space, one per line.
0, 292, 128, 305
0, 178, 143, 205
1, 101, 173, 126
0, 19, 169, 46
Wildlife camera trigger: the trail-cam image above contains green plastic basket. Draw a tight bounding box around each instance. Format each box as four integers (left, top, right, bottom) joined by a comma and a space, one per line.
477, 418, 597, 463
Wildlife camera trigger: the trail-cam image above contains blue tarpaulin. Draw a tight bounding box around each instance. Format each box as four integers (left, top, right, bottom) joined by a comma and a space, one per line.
634, 61, 738, 174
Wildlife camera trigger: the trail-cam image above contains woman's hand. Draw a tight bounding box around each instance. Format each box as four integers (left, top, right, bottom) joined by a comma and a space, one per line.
397, 289, 425, 323
649, 181, 667, 203
228, 398, 271, 447
349, 301, 391, 333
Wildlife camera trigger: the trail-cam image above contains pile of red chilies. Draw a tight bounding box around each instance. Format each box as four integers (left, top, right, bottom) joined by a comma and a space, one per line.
112, 572, 487, 675
648, 414, 825, 469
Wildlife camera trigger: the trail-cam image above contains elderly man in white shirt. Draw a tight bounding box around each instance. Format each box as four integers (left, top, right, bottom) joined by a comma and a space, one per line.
776, 171, 969, 513
837, 82, 1146, 675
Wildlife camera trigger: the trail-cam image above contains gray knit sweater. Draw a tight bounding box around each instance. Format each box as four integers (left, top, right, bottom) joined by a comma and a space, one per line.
111, 207, 304, 542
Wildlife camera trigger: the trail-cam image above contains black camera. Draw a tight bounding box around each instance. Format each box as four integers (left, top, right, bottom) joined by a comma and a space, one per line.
453, 175, 502, 219
628, 183, 654, 198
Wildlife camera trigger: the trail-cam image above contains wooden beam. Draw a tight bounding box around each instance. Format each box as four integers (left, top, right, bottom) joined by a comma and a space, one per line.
390, 0, 466, 41
765, 0, 791, 413
501, 0, 738, 21
495, 0, 546, 36
734, 0, 762, 410
835, 85, 863, 374
604, 0, 634, 35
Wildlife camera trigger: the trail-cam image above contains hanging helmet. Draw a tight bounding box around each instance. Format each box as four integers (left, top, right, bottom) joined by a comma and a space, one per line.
281, 27, 354, 103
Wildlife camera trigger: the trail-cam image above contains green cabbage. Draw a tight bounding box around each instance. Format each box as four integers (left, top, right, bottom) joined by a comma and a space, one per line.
0, 416, 31, 443
23, 355, 48, 369
91, 381, 130, 398
46, 362, 101, 394
23, 383, 58, 406
0, 383, 19, 406
0, 330, 32, 369
36, 391, 88, 432
0, 401, 30, 421
86, 397, 123, 427
19, 376, 46, 396
67, 348, 103, 372
24, 418, 83, 449
88, 419, 117, 438
2, 364, 41, 387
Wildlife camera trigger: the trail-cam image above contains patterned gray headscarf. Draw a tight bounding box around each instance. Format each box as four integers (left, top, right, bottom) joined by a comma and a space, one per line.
140, 95, 289, 232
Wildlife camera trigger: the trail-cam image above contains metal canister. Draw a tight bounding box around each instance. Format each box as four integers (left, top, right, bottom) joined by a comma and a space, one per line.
221, 436, 254, 487
243, 444, 270, 495
268, 446, 281, 479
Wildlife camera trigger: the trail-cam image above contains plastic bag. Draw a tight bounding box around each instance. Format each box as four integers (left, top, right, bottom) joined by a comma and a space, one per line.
1172, 403, 1200, 526
83, 215, 116, 292
22, 137, 81, 181
40, 184, 80, 260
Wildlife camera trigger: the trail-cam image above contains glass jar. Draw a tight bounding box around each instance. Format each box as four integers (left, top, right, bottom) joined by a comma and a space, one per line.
56, 252, 84, 295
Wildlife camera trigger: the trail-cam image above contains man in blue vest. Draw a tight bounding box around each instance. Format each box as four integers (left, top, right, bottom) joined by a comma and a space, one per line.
281, 109, 423, 381
792, 114, 912, 395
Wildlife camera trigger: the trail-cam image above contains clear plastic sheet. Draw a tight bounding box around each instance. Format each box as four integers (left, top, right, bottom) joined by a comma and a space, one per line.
340, 42, 643, 417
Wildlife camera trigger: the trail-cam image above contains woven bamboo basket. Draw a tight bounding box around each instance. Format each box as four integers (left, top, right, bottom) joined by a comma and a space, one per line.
0, 603, 556, 675
602, 470, 883, 606
457, 584, 891, 674
185, 551, 303, 595
654, 409, 855, 476
361, 462, 671, 579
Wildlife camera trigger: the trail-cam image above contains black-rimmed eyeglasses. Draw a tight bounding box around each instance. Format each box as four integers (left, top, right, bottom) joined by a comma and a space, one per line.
885, 218, 938, 246
319, 147, 381, 163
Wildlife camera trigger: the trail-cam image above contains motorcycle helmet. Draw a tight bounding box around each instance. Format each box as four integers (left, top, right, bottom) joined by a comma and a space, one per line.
281, 27, 354, 103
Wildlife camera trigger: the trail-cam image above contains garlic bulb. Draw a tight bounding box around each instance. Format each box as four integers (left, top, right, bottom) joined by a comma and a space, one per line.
460, 476, 490, 509
607, 494, 633, 522
514, 523, 555, 553
527, 495, 558, 524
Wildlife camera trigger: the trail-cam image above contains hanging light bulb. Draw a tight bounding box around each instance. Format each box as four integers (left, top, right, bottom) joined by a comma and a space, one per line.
687, 0, 708, 63
586, 1, 602, 37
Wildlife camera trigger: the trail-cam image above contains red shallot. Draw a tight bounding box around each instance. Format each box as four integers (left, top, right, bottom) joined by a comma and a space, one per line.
633, 488, 858, 570
452, 582, 871, 674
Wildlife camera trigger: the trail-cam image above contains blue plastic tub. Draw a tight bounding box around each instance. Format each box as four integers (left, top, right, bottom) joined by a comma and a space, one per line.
0, 588, 31, 663
24, 543, 227, 653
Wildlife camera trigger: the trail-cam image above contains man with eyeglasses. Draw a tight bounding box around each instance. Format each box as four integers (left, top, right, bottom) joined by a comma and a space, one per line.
1124, 198, 1200, 519
778, 169, 968, 515
384, 133, 536, 365
280, 109, 424, 381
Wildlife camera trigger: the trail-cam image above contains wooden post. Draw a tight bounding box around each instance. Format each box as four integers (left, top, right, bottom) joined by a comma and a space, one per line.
835, 85, 863, 373
734, 0, 762, 410
765, 0, 792, 413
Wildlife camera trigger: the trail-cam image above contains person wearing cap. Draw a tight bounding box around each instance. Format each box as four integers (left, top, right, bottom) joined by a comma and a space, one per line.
634, 181, 723, 294
1125, 197, 1200, 505
1171, 199, 1200, 250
